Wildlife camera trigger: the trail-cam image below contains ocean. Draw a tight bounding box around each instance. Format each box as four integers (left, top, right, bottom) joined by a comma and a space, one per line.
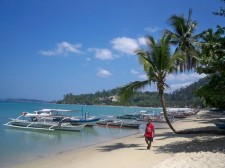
0, 101, 162, 168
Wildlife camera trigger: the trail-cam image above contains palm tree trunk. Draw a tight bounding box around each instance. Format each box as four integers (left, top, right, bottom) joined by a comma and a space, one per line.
159, 89, 178, 133
159, 89, 225, 135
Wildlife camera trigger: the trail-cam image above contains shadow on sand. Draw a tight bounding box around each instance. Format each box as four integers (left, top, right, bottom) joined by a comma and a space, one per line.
96, 142, 144, 152
96, 111, 225, 153
156, 135, 225, 154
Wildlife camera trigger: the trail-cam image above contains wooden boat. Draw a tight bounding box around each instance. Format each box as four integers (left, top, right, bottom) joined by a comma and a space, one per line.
96, 119, 141, 129
3, 115, 86, 131
173, 113, 187, 118
215, 123, 225, 129
135, 111, 175, 123
68, 113, 101, 126
23, 108, 100, 127
215, 118, 225, 129
167, 108, 199, 118
116, 114, 138, 120
116, 110, 154, 120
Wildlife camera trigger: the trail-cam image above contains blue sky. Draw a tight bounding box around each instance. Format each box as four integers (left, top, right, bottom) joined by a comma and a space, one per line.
0, 0, 224, 101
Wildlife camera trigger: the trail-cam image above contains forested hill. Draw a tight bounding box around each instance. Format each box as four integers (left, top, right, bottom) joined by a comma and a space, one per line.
57, 77, 209, 108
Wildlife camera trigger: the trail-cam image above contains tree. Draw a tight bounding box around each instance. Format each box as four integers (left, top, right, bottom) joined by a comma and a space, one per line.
119, 9, 201, 134
197, 26, 225, 74
164, 9, 199, 71
197, 26, 225, 110
119, 35, 183, 133
119, 11, 225, 134
213, 0, 225, 17
197, 76, 225, 109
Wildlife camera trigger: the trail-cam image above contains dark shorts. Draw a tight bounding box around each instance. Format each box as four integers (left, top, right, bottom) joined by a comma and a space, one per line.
145, 137, 153, 142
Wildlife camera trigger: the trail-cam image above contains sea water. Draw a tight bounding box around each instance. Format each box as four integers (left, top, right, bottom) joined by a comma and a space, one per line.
0, 101, 162, 168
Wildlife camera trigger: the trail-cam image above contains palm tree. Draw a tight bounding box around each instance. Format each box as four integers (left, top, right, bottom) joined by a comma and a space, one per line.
119, 35, 183, 133
119, 34, 225, 135
164, 9, 199, 71
119, 10, 225, 135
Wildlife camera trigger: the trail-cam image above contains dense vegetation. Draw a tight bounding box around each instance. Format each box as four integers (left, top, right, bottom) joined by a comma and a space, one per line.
57, 77, 208, 108
196, 26, 225, 110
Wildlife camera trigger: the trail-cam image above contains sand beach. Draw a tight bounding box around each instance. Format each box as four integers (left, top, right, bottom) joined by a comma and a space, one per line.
10, 110, 225, 168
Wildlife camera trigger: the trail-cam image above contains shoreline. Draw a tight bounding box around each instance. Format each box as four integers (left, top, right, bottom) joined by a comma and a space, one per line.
9, 110, 225, 168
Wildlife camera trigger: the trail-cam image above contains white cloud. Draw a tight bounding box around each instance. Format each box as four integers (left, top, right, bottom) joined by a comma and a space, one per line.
128, 70, 206, 93
39, 41, 82, 56
138, 36, 147, 46
167, 73, 206, 82
111, 37, 139, 55
88, 48, 114, 60
130, 69, 148, 80
130, 69, 139, 75
165, 72, 206, 92
168, 82, 193, 92
138, 74, 148, 80
39, 50, 56, 56
189, 73, 207, 79
144, 26, 159, 33
97, 68, 112, 77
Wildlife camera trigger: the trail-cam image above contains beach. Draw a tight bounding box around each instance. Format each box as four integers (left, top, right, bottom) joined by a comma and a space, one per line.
10, 110, 225, 168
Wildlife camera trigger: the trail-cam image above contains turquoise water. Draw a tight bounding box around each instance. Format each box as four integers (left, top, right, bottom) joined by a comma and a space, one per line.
0, 101, 162, 168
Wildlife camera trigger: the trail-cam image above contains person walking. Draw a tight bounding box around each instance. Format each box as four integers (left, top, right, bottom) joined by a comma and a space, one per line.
144, 118, 155, 149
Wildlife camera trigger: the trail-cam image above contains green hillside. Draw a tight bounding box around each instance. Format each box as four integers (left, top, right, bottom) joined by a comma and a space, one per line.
57, 77, 209, 108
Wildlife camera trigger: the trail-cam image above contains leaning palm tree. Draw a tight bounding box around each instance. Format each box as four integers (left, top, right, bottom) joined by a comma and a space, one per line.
119, 35, 183, 134
164, 9, 199, 71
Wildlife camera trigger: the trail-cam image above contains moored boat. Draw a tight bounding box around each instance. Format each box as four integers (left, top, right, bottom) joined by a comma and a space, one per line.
23, 108, 101, 126
116, 110, 154, 120
68, 112, 101, 126
116, 114, 138, 120
3, 115, 86, 131
215, 123, 225, 129
96, 119, 141, 129
135, 111, 175, 123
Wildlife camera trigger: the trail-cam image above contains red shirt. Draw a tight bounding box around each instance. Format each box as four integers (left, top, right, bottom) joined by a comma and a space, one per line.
145, 122, 154, 138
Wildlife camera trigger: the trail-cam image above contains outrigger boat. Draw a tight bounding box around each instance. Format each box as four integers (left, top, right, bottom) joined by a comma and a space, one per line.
3, 114, 86, 131
136, 112, 175, 123
116, 110, 154, 120
96, 118, 141, 129
22, 108, 101, 127
214, 118, 225, 129
68, 115, 101, 126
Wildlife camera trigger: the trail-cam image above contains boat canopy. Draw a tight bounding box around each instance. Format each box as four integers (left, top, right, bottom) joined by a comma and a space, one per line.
34, 109, 78, 113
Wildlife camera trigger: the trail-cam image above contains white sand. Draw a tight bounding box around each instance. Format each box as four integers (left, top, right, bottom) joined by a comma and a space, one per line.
9, 110, 225, 168
153, 152, 225, 168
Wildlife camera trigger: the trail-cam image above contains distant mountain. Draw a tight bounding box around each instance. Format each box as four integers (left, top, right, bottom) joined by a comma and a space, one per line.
166, 77, 209, 107
1, 98, 49, 103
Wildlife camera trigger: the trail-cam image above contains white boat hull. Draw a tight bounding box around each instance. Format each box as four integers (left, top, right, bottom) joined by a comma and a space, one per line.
4, 119, 85, 131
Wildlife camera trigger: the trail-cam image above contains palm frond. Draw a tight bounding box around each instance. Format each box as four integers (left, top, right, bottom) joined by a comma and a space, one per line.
118, 80, 150, 103
136, 36, 157, 74
165, 9, 199, 71
136, 49, 154, 73
168, 14, 186, 37
119, 33, 186, 103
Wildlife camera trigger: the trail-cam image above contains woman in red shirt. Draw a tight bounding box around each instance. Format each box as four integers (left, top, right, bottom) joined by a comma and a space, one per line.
144, 118, 155, 149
